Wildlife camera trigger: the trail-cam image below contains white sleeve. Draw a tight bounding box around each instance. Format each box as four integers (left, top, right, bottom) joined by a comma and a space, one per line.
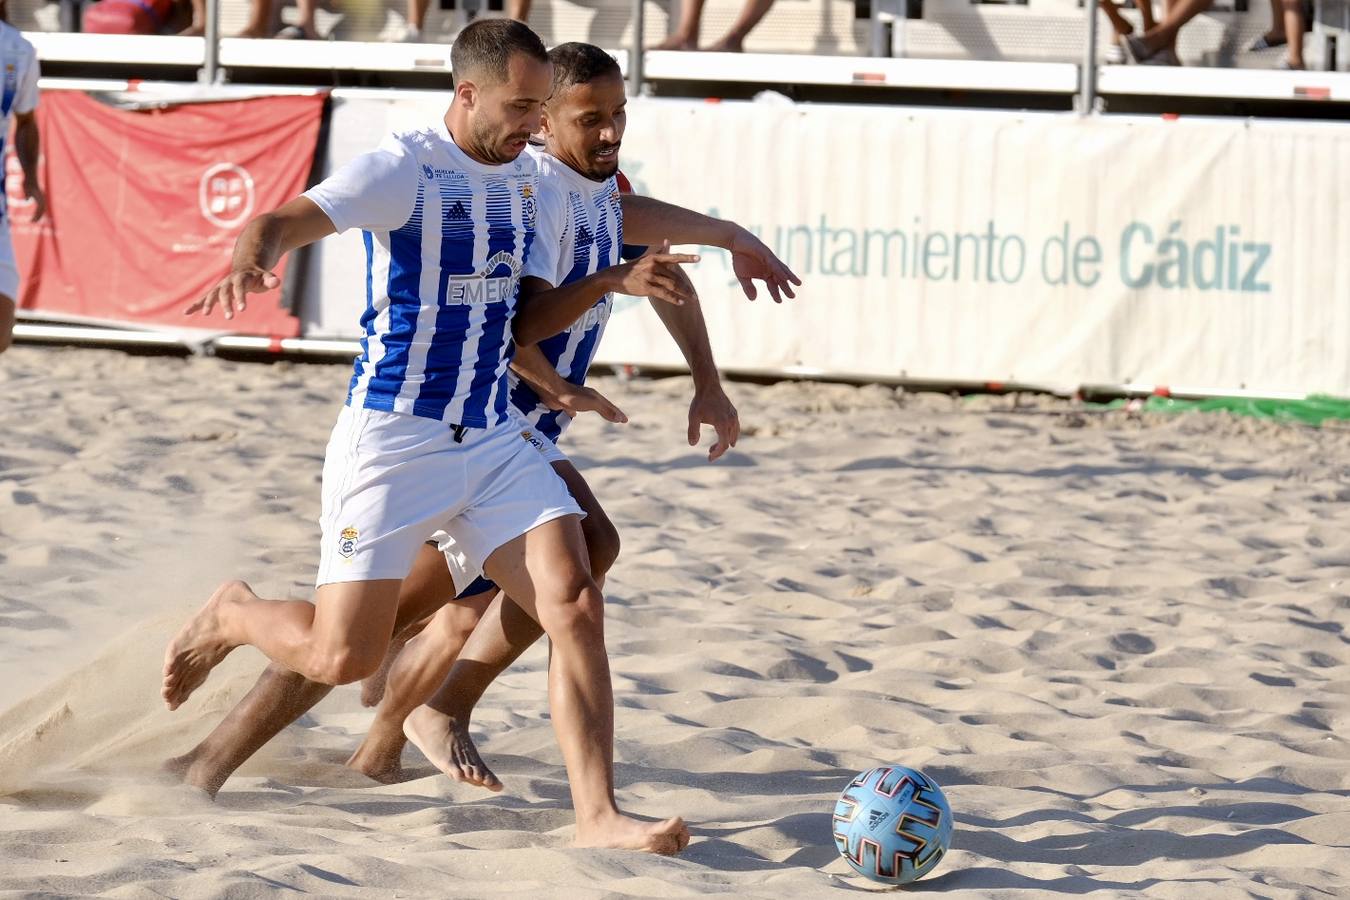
302, 136, 418, 234
13, 48, 40, 115
522, 180, 572, 288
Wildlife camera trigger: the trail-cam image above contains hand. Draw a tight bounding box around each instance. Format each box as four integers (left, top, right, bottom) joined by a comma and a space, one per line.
729, 226, 800, 303
613, 240, 700, 306
186, 267, 280, 319
688, 384, 739, 462
25, 183, 45, 223
543, 382, 629, 424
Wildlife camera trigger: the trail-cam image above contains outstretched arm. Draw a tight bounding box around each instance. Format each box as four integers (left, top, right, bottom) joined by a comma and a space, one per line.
186, 198, 337, 320
511, 343, 628, 424
513, 243, 699, 346
649, 267, 739, 461
620, 194, 800, 303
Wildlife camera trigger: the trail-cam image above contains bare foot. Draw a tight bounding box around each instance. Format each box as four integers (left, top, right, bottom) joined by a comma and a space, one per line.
345, 731, 409, 785
161, 581, 247, 711
402, 705, 502, 791
706, 35, 745, 52
360, 637, 408, 708
649, 36, 698, 51
161, 753, 225, 798
178, 23, 204, 36
574, 813, 691, 855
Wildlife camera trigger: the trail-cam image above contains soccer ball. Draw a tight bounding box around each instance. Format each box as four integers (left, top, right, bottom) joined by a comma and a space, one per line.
831, 765, 954, 885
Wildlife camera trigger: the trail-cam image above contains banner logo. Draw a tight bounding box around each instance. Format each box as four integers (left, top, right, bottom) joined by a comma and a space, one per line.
199, 163, 256, 229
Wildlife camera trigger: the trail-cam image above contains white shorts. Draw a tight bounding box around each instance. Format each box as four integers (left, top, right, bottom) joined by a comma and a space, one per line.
0, 219, 18, 299
315, 406, 582, 588
434, 408, 569, 592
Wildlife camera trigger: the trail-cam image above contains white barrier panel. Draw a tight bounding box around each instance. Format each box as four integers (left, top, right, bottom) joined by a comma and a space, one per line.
302, 96, 1350, 395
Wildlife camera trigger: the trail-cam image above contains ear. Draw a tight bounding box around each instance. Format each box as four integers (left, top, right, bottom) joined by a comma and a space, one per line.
455, 79, 478, 110
539, 106, 553, 136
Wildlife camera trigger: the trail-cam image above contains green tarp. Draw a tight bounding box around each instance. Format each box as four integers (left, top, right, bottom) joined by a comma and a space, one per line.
1103, 394, 1350, 426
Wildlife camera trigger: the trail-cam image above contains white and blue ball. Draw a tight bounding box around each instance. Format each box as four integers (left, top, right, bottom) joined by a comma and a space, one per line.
831, 765, 954, 885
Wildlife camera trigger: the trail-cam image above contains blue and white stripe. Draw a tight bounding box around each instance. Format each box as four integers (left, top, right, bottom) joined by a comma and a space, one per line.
510, 154, 624, 443
341, 129, 536, 429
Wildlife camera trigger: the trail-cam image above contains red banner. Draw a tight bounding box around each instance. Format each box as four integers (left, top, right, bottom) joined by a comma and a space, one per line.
7, 91, 326, 338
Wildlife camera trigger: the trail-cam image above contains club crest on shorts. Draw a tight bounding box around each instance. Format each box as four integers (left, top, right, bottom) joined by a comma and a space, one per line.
338, 526, 359, 559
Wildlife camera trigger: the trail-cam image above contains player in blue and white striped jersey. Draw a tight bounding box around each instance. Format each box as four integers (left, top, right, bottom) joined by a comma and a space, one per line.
165, 19, 725, 855
0, 10, 45, 355
345, 44, 743, 789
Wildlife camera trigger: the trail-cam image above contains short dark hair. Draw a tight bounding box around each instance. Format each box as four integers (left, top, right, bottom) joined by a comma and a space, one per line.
547, 42, 622, 96
450, 19, 549, 85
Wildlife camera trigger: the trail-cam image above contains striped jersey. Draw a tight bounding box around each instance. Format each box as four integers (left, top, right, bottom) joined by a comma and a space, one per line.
510, 146, 623, 442
304, 121, 537, 428
0, 24, 40, 223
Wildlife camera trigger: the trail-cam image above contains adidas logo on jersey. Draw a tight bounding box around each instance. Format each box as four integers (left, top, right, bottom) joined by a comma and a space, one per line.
447, 201, 471, 221
576, 224, 594, 246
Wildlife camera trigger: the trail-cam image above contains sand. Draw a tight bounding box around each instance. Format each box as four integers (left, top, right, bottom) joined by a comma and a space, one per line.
1, 344, 1347, 898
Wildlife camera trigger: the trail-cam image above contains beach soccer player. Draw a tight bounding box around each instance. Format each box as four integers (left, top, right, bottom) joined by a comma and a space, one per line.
0, 10, 45, 356
165, 20, 797, 853
349, 42, 741, 787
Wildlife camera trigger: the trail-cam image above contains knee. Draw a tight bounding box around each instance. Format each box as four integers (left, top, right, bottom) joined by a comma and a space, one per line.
309, 646, 383, 686
537, 574, 605, 635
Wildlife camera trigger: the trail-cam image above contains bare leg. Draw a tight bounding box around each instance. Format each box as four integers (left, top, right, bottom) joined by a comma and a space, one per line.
161, 577, 402, 710
398, 592, 541, 789
405, 0, 430, 33
394, 461, 621, 791
0, 294, 14, 354
481, 515, 685, 853
1099, 0, 1134, 36
506, 0, 531, 22
1282, 0, 1304, 67
706, 0, 776, 51
346, 592, 492, 783
163, 664, 333, 796
237, 0, 274, 37
651, 0, 706, 50
295, 0, 321, 38
178, 0, 206, 35
165, 545, 463, 795
1136, 0, 1211, 55
1139, 0, 1157, 32
360, 614, 431, 707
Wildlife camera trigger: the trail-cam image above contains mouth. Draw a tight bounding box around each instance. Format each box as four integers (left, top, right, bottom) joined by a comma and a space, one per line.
594, 144, 620, 161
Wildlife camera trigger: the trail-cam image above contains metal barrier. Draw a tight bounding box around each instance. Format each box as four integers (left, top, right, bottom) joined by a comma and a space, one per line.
16, 0, 1350, 111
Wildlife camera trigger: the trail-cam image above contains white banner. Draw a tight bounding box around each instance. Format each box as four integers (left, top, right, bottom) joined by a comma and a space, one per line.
301, 95, 1350, 395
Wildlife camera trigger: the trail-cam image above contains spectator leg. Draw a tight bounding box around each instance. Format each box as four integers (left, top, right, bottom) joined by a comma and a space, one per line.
650, 0, 705, 49
707, 0, 776, 50
1282, 0, 1305, 65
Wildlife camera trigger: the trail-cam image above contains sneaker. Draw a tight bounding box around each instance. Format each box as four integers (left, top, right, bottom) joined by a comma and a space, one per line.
1276, 57, 1305, 70
1248, 32, 1287, 51
1103, 43, 1126, 65
400, 24, 422, 42
1123, 34, 1151, 64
